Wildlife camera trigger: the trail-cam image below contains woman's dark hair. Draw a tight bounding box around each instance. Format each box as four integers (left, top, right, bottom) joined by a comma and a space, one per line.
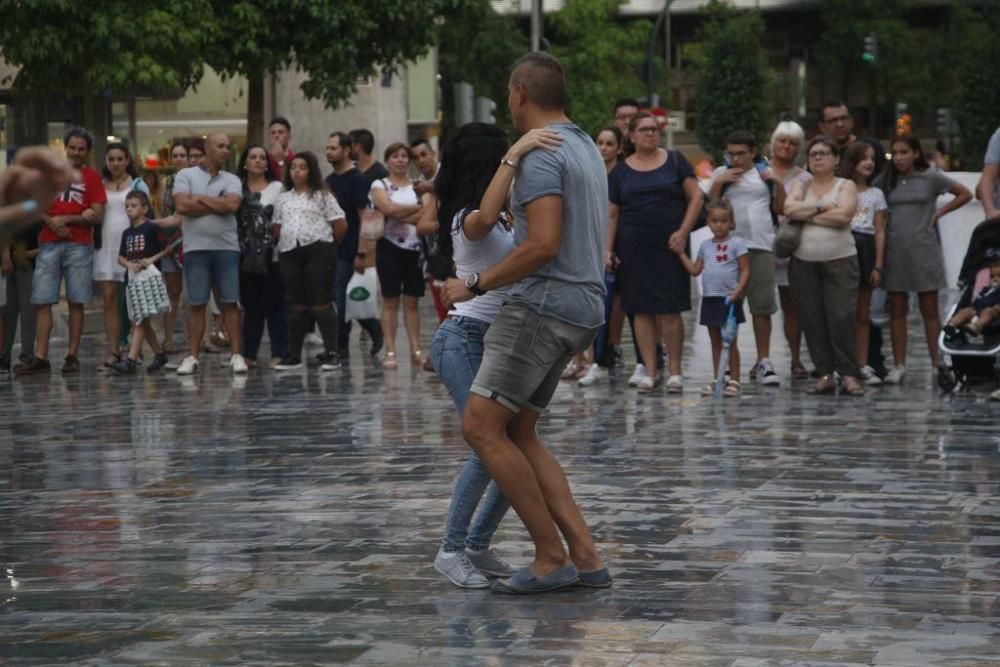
237, 144, 278, 184
807, 134, 840, 160
846, 140, 876, 184
595, 126, 624, 154
283, 151, 327, 195
623, 110, 657, 157
434, 123, 511, 270
101, 142, 139, 180
383, 142, 411, 163
188, 138, 206, 155
881, 134, 930, 195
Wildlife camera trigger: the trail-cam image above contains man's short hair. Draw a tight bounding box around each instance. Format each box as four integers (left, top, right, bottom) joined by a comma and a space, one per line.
510, 52, 567, 111
613, 98, 640, 114
819, 100, 848, 124
349, 129, 376, 155
64, 127, 94, 151
329, 131, 352, 149
269, 116, 291, 131
724, 130, 757, 150
410, 138, 433, 152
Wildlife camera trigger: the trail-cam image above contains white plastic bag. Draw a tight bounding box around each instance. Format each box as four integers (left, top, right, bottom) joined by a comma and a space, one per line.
126, 265, 171, 324
344, 267, 379, 321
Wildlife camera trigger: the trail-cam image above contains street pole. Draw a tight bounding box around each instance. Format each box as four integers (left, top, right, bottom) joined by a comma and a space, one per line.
646, 0, 675, 109
531, 0, 542, 52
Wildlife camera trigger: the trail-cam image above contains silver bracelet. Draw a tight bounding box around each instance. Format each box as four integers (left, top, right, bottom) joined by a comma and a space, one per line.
501, 158, 519, 170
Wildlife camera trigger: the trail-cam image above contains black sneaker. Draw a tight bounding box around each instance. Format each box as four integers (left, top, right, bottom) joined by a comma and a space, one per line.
14, 356, 51, 376
337, 346, 350, 360
111, 357, 139, 375
148, 352, 169, 372
319, 352, 342, 371
369, 328, 384, 357
61, 354, 81, 374
0, 354, 9, 373
18, 352, 31, 365
274, 356, 303, 370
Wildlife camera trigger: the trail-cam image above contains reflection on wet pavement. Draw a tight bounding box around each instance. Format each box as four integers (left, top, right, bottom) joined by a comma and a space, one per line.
1, 308, 998, 665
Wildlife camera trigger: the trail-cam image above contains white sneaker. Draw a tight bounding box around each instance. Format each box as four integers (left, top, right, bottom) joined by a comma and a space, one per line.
860, 365, 883, 386
433, 549, 489, 589
628, 363, 647, 387
665, 374, 684, 393
578, 363, 608, 386
304, 332, 323, 347
636, 375, 656, 393
758, 358, 780, 386
991, 388, 1000, 402
230, 354, 248, 374
176, 356, 199, 375
884, 365, 906, 385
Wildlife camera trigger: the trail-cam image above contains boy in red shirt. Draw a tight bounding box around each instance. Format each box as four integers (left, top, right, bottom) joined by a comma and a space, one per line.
15, 127, 107, 375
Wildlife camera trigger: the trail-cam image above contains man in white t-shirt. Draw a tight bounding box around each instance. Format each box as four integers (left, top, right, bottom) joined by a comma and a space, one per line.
708, 130, 785, 386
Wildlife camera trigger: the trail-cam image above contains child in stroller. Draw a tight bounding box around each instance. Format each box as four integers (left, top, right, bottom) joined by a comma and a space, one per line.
943, 260, 1000, 342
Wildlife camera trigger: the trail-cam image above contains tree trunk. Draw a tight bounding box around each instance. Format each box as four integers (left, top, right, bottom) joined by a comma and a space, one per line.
247, 71, 265, 146
82, 94, 110, 168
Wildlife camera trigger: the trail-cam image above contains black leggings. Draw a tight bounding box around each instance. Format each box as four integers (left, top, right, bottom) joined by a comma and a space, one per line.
278, 241, 338, 357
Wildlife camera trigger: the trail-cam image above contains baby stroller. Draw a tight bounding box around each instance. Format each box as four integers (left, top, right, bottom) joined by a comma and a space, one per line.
937, 220, 1000, 392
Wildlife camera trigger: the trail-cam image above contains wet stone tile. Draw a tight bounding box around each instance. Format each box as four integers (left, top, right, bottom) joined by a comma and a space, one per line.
1, 304, 999, 664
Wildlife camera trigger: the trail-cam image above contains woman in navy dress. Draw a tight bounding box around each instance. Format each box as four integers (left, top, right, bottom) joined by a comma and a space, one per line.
607, 111, 703, 393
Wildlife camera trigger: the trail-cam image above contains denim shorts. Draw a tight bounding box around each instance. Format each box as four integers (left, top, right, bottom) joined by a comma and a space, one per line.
31, 242, 94, 305
471, 301, 596, 413
183, 250, 240, 306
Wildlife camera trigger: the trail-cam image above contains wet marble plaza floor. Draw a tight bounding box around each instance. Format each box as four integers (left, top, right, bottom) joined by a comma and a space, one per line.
0, 304, 998, 666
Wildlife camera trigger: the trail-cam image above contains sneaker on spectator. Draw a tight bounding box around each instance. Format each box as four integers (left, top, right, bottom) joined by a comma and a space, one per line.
884, 365, 906, 385
148, 352, 169, 373
465, 548, 517, 578
860, 365, 883, 386
665, 374, 684, 393
275, 356, 303, 371
59, 354, 80, 374
14, 356, 50, 376
320, 352, 342, 372
111, 357, 139, 375
758, 359, 780, 386
176, 356, 199, 375
628, 363, 647, 387
636, 375, 657, 393
578, 363, 607, 386
434, 549, 489, 589
230, 354, 249, 374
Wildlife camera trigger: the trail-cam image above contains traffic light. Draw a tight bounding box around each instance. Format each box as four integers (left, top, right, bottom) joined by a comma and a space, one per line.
936, 107, 952, 135
862, 32, 878, 63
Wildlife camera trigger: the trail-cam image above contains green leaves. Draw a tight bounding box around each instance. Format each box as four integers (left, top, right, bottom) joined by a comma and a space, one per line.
693, 1, 772, 161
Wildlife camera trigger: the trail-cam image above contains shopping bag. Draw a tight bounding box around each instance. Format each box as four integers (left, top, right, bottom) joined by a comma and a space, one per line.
125, 265, 171, 324
345, 267, 379, 321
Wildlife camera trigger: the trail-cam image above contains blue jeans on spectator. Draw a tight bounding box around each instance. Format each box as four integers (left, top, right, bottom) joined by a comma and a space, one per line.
241, 263, 288, 361
334, 260, 381, 351
430, 316, 510, 552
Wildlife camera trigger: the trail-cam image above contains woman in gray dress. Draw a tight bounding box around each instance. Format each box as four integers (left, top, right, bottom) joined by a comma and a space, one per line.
876, 135, 971, 383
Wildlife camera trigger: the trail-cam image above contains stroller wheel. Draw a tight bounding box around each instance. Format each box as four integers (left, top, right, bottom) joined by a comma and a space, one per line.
937, 365, 958, 393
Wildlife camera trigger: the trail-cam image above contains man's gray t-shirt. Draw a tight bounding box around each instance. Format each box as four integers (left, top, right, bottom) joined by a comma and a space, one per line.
984, 127, 1000, 209
173, 166, 243, 252
509, 122, 608, 329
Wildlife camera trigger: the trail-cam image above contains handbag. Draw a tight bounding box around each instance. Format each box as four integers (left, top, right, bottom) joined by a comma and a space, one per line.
240, 235, 270, 275
125, 265, 170, 324
773, 221, 803, 259
360, 179, 386, 241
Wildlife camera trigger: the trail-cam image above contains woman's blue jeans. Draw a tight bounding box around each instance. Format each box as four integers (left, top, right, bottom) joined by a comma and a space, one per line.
430, 316, 510, 552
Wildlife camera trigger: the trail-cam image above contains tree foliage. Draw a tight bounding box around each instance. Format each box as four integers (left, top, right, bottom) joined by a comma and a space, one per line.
0, 1, 213, 95
815, 0, 945, 134
548, 0, 659, 136
693, 1, 772, 161
438, 0, 528, 139
947, 5, 1000, 170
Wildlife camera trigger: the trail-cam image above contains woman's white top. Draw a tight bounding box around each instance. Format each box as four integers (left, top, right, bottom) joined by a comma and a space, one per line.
450, 208, 516, 323
371, 178, 420, 251
272, 189, 345, 253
